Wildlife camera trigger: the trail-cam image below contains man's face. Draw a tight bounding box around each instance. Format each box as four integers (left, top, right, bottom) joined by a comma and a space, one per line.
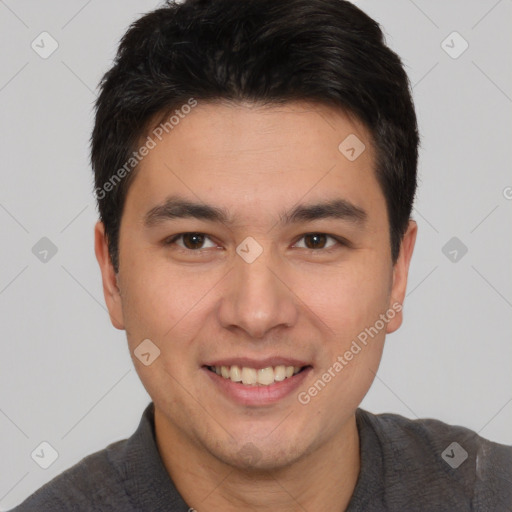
96, 101, 415, 469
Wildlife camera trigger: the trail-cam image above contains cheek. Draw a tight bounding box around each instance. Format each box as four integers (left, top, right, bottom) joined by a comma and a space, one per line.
118, 249, 219, 345
298, 255, 392, 337
118, 249, 172, 341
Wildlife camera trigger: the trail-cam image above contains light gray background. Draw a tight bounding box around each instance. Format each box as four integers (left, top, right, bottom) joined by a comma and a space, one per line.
1, 0, 511, 508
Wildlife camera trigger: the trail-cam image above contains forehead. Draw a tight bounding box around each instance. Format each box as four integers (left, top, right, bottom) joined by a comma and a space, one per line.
124, 101, 384, 225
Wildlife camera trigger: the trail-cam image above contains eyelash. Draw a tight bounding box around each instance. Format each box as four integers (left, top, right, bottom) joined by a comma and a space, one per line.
163, 232, 349, 254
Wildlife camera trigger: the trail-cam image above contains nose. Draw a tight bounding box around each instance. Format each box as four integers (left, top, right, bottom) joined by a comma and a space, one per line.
217, 248, 299, 339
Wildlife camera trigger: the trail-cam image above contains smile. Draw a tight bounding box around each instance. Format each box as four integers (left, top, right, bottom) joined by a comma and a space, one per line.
206, 365, 307, 386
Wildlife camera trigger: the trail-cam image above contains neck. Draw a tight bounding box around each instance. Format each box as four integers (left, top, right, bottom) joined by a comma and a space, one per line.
154, 407, 360, 512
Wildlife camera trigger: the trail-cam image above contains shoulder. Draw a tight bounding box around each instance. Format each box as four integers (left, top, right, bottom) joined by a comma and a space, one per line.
9, 438, 134, 512
356, 408, 512, 510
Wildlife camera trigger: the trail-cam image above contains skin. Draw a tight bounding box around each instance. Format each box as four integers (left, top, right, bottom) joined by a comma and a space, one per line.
95, 101, 417, 511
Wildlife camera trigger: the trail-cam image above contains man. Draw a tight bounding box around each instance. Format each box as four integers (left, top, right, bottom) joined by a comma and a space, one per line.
11, 0, 511, 510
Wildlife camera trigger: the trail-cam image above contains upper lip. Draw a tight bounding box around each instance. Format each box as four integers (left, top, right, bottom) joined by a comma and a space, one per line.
203, 357, 311, 370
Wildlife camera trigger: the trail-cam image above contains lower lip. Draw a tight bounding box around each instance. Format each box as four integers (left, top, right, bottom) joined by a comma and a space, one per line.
202, 366, 313, 406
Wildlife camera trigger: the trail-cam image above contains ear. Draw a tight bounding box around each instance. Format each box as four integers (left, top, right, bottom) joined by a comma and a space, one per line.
386, 220, 417, 334
94, 221, 125, 330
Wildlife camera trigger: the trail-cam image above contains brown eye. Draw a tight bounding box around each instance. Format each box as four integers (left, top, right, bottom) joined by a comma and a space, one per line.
303, 233, 328, 249
181, 233, 206, 249
166, 233, 217, 250
295, 233, 339, 250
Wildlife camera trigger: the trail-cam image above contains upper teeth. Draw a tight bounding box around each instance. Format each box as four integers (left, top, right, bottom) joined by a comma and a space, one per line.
211, 365, 303, 386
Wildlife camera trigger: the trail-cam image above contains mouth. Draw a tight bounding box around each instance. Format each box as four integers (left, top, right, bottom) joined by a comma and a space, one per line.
204, 364, 311, 386
202, 363, 313, 406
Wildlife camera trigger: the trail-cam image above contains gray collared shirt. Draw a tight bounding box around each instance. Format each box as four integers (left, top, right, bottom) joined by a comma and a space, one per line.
10, 402, 512, 511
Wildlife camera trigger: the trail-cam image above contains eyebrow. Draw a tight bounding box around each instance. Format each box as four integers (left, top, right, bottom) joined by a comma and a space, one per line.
143, 195, 367, 228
